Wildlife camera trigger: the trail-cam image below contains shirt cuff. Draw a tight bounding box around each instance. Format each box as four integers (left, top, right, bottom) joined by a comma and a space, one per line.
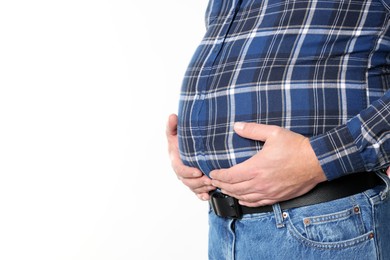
309, 124, 366, 181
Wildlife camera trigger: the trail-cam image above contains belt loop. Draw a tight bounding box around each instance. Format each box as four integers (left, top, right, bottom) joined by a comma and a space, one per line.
377, 171, 390, 201
272, 203, 285, 228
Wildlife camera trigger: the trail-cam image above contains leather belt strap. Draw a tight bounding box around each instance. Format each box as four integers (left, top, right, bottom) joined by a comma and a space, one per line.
209, 172, 383, 219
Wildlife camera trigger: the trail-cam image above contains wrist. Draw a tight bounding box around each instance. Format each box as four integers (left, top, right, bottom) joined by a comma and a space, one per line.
302, 137, 327, 183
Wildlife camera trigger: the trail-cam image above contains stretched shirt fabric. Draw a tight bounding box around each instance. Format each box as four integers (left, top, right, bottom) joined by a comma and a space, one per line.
177, 0, 390, 180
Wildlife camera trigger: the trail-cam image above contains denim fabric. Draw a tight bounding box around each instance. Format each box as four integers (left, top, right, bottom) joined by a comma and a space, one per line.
208, 173, 390, 260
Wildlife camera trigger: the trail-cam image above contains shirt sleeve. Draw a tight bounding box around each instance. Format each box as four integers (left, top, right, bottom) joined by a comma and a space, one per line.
309, 90, 390, 180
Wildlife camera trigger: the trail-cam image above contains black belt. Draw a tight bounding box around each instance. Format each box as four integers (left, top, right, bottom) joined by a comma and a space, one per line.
209, 172, 384, 219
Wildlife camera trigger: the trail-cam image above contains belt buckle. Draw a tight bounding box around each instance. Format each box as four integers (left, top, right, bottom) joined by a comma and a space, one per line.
210, 191, 242, 219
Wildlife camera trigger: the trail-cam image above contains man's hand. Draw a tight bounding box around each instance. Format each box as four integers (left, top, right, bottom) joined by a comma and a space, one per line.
166, 114, 216, 201
210, 122, 327, 207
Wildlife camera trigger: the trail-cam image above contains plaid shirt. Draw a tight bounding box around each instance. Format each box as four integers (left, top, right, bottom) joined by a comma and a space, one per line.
177, 0, 390, 180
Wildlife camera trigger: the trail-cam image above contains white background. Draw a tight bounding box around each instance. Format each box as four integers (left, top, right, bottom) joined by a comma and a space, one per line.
0, 1, 209, 259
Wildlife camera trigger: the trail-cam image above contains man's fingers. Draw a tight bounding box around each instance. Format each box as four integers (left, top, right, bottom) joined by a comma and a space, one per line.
181, 175, 211, 187
165, 113, 203, 178
173, 163, 203, 178
197, 193, 212, 201
234, 122, 280, 142
165, 113, 214, 201
166, 113, 178, 137
210, 165, 254, 184
181, 175, 215, 193
213, 179, 256, 196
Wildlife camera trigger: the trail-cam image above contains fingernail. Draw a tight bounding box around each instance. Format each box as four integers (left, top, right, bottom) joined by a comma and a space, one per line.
198, 195, 207, 201
234, 122, 245, 131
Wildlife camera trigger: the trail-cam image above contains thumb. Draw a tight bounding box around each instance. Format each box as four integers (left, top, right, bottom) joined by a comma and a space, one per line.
166, 114, 178, 137
233, 122, 279, 141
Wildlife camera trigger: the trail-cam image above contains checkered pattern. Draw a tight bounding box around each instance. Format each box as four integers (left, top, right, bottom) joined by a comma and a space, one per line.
177, 0, 390, 180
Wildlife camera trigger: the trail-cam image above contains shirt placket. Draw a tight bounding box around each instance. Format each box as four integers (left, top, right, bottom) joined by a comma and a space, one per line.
192, 0, 243, 176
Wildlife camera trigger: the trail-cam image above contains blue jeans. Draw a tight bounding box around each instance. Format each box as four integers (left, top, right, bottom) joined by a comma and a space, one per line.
208, 173, 390, 260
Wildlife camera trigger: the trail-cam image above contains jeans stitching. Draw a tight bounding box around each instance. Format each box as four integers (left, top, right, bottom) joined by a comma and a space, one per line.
286, 216, 374, 250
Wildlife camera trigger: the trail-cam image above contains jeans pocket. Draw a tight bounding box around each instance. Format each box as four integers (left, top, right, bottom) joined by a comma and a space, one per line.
285, 193, 375, 249
303, 206, 366, 242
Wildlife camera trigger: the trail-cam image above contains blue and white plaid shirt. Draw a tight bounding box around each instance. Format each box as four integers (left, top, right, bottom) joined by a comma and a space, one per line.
177, 0, 390, 181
